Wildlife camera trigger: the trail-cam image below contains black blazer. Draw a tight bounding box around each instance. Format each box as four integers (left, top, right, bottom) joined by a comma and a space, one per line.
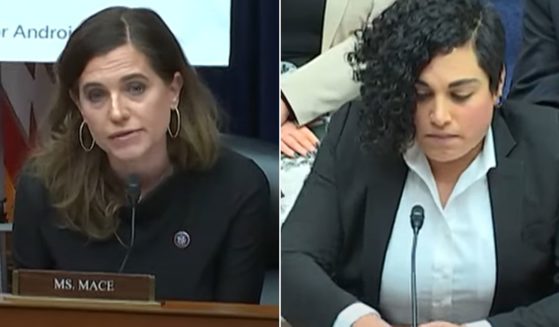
281, 100, 559, 327
509, 0, 559, 106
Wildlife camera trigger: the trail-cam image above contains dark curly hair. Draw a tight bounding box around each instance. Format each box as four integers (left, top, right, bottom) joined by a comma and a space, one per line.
348, 0, 505, 153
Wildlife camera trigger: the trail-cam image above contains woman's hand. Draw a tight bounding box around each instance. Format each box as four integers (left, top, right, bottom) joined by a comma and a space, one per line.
281, 98, 291, 124
281, 120, 319, 157
352, 314, 392, 327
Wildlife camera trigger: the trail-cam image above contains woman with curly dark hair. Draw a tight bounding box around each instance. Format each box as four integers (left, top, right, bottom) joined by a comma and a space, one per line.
282, 0, 559, 326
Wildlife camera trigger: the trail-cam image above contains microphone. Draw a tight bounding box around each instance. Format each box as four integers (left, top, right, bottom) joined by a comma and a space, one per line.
126, 174, 141, 205
410, 205, 425, 327
410, 205, 424, 234
118, 174, 141, 273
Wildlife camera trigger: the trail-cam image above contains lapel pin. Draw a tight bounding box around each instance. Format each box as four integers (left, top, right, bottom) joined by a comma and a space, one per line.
174, 230, 191, 249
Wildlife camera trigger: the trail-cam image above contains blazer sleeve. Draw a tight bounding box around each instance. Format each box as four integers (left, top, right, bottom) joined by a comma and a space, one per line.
281, 104, 360, 327
282, 36, 360, 125
281, 0, 396, 125
508, 0, 559, 106
215, 160, 268, 304
487, 226, 559, 326
11, 172, 53, 269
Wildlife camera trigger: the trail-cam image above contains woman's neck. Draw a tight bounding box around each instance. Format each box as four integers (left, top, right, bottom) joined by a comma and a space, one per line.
109, 149, 173, 197
428, 142, 483, 207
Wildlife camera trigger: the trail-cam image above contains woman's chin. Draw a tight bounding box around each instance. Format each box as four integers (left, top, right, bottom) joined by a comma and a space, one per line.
424, 150, 463, 164
106, 145, 147, 163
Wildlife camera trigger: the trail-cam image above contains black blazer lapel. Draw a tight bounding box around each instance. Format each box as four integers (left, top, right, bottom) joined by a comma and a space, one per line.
487, 111, 525, 315
361, 152, 408, 308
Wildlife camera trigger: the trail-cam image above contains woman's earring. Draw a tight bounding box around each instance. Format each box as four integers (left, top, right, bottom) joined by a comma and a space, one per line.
79, 121, 95, 152
495, 95, 503, 109
167, 106, 181, 138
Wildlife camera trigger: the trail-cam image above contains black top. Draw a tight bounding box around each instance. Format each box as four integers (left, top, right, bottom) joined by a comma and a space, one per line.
12, 148, 269, 303
282, 100, 559, 326
281, 0, 327, 67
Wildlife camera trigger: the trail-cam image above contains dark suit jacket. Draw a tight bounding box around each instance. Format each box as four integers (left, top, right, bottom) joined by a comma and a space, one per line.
281, 100, 559, 327
509, 0, 559, 106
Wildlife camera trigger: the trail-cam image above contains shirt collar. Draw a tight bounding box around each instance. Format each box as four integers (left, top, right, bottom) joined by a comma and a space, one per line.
403, 127, 496, 207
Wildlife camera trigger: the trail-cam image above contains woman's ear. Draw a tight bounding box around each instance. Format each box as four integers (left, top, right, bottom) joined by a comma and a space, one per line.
69, 90, 81, 111
169, 72, 184, 105
497, 66, 506, 99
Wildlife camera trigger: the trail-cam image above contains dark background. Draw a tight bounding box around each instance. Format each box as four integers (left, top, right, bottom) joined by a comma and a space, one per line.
198, 0, 279, 144
491, 0, 524, 97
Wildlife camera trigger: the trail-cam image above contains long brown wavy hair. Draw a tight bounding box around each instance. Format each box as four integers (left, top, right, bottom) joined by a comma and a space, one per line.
27, 7, 220, 239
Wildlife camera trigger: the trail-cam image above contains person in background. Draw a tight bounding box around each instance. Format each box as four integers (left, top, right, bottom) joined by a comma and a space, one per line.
281, 0, 396, 157
280, 0, 395, 222
508, 0, 559, 106
489, 0, 523, 98
12, 6, 268, 303
282, 0, 559, 326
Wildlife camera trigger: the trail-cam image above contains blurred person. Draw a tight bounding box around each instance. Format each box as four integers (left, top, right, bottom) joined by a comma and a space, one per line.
509, 0, 559, 106
280, 0, 395, 222
281, 0, 395, 158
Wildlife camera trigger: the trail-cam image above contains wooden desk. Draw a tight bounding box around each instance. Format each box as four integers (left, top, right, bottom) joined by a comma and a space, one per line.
0, 294, 279, 326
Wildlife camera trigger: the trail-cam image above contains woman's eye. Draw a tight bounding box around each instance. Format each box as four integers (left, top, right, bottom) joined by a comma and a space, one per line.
416, 92, 432, 101
452, 93, 473, 102
128, 82, 146, 95
87, 89, 106, 103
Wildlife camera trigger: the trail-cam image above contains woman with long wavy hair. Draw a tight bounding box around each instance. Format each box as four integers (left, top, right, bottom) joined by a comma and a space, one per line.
12, 6, 268, 303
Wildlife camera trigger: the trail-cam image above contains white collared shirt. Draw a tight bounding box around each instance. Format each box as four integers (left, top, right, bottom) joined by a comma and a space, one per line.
334, 128, 497, 327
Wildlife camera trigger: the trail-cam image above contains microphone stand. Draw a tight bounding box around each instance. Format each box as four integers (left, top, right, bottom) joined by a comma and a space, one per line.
410, 205, 425, 327
118, 175, 141, 273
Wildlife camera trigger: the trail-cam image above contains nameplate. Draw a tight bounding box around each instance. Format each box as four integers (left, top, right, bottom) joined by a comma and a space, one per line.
12, 269, 155, 301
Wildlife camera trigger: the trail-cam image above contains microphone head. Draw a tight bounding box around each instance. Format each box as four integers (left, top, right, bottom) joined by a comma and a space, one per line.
126, 174, 141, 206
410, 205, 425, 233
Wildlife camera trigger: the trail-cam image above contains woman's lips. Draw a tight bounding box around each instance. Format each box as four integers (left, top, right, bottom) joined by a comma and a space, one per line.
109, 129, 142, 144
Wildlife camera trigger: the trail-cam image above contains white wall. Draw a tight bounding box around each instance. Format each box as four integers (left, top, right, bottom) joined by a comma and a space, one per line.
0, 0, 231, 66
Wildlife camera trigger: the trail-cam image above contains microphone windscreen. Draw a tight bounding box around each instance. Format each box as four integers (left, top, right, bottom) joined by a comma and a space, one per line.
410, 205, 425, 231
126, 174, 141, 205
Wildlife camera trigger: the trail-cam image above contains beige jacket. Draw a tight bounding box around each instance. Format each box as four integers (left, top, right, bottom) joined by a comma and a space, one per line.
282, 0, 396, 125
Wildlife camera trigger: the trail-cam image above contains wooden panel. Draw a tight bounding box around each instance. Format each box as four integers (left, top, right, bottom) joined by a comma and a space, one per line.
0, 295, 279, 327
